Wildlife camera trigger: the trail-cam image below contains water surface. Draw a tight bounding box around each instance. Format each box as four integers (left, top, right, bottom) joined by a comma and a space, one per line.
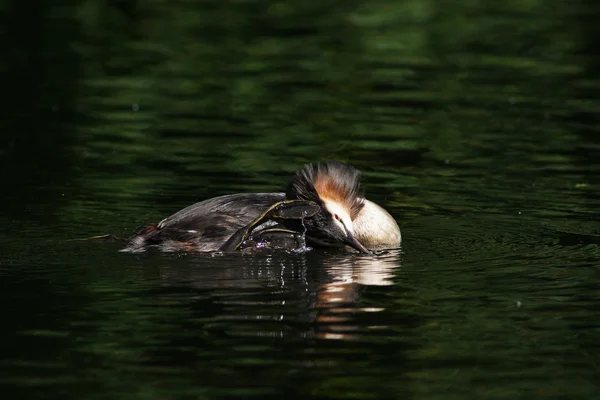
1, 0, 599, 399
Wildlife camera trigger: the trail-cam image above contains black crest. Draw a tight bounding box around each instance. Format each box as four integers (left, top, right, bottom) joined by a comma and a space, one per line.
287, 160, 365, 219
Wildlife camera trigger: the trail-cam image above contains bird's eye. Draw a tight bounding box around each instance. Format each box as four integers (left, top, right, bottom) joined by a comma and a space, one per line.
333, 213, 340, 221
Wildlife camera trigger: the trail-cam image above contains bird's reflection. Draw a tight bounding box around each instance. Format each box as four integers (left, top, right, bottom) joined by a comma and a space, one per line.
312, 252, 400, 340
143, 248, 402, 341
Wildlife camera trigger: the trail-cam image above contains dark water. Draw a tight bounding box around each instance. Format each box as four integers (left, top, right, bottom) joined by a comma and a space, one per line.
1, 0, 600, 398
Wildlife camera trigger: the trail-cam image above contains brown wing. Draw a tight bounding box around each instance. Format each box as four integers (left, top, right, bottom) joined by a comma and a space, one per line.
121, 193, 286, 253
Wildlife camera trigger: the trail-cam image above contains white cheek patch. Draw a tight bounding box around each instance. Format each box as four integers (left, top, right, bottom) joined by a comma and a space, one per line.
323, 199, 354, 234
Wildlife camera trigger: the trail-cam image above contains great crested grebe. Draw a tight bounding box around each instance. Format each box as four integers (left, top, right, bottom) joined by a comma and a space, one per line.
121, 161, 401, 254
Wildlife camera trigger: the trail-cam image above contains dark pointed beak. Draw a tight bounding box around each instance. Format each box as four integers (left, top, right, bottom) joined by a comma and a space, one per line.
343, 234, 372, 254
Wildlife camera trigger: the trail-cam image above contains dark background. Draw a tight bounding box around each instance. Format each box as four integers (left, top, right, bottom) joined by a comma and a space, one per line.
1, 1, 599, 399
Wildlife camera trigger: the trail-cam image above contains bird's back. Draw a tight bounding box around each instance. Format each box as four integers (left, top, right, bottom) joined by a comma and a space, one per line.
121, 192, 286, 253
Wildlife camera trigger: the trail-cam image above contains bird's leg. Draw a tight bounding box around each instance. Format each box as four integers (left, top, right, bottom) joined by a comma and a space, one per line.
219, 200, 319, 251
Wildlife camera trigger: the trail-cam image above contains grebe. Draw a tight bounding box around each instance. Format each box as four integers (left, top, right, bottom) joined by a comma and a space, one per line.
353, 199, 401, 250
121, 161, 401, 254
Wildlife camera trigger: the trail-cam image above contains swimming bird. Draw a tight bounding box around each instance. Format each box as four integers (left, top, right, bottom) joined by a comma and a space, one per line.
121, 161, 400, 254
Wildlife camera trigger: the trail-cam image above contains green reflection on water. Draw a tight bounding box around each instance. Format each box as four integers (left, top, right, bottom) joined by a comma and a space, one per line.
1, 0, 600, 399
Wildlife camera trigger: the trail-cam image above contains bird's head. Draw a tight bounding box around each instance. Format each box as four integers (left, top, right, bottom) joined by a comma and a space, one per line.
287, 160, 371, 254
